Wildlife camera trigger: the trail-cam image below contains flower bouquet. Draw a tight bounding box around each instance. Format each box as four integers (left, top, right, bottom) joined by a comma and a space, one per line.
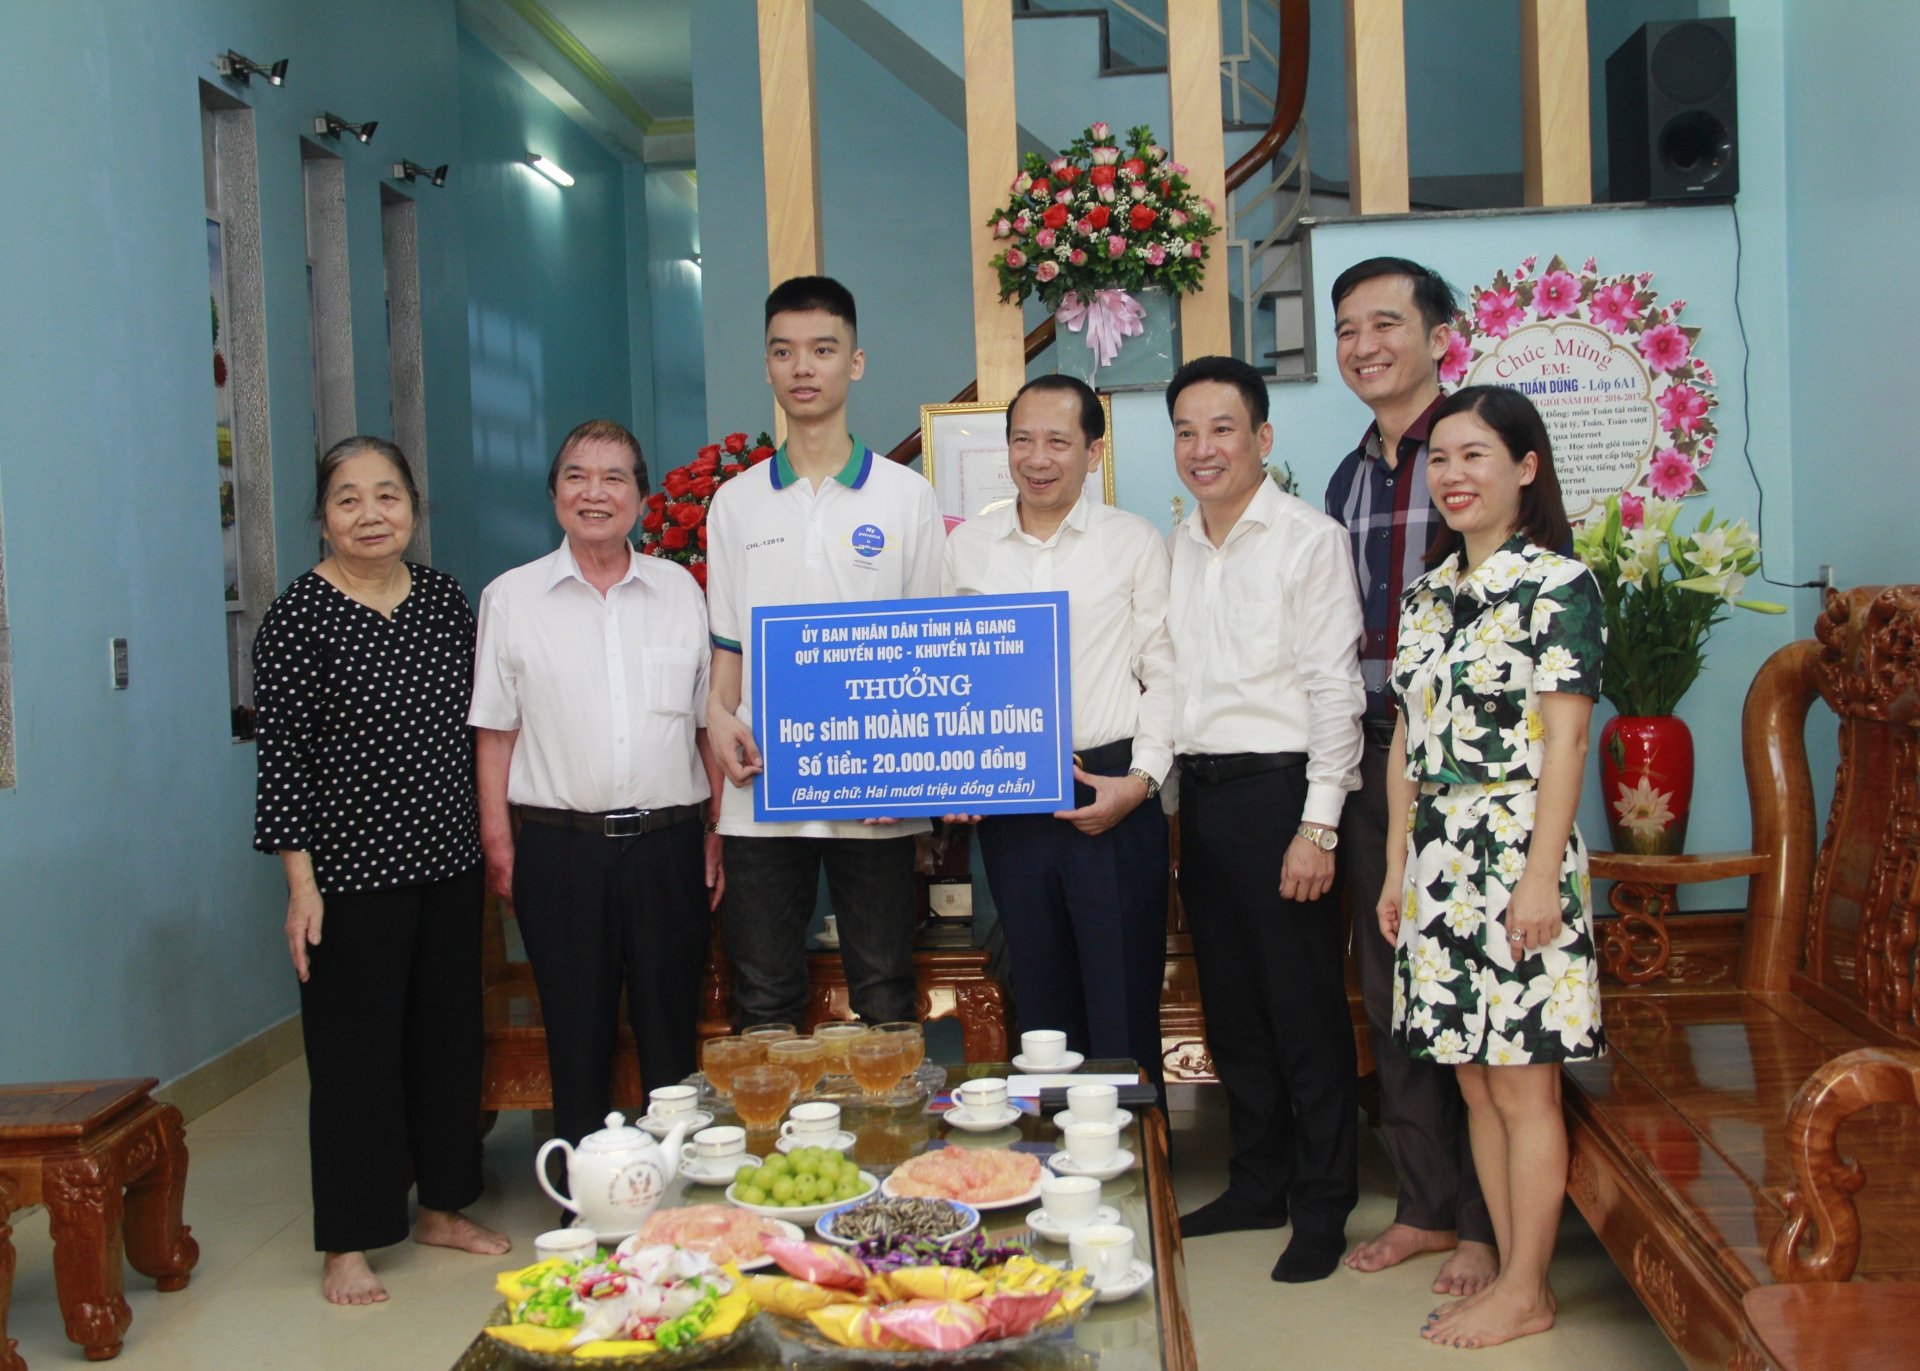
637, 431, 776, 590
1574, 493, 1784, 852
987, 122, 1216, 377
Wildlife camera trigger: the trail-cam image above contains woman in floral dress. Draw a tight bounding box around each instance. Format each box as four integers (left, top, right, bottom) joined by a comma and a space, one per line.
1376, 385, 1604, 1350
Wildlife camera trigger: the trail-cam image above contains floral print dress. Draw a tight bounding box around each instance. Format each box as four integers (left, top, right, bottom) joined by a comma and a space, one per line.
1389, 536, 1607, 1065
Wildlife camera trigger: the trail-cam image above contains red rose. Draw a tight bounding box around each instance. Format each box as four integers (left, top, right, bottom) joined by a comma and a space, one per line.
1129, 205, 1158, 231
690, 561, 707, 589
1087, 204, 1111, 229
749, 445, 776, 465
1158, 180, 1173, 197
641, 509, 666, 533
697, 444, 723, 463
1029, 177, 1050, 198
690, 457, 719, 480
663, 468, 693, 498
1088, 165, 1116, 187
661, 525, 689, 551
690, 475, 717, 499
1042, 204, 1069, 230
1057, 165, 1079, 185
671, 502, 705, 529
645, 491, 666, 511
697, 524, 708, 550
1121, 158, 1146, 178
723, 432, 748, 455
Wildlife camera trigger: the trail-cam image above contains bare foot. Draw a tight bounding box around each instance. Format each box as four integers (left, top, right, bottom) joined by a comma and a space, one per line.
322, 1251, 388, 1305
413, 1207, 513, 1256
1432, 1239, 1499, 1296
1422, 1279, 1555, 1349
1344, 1223, 1456, 1273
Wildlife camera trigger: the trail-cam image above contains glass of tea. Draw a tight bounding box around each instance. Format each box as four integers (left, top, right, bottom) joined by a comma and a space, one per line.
873, 1021, 925, 1078
730, 1064, 799, 1133
766, 1035, 828, 1097
813, 1022, 869, 1080
701, 1035, 759, 1099
847, 1033, 906, 1098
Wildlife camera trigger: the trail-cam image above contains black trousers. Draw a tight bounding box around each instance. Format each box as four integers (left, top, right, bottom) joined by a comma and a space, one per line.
299, 864, 484, 1253
1178, 763, 1357, 1233
977, 766, 1168, 1089
720, 835, 918, 1027
513, 818, 710, 1145
1343, 734, 1493, 1242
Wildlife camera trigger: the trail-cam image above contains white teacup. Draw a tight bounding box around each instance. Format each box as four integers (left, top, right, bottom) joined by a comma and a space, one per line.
1062, 1120, 1120, 1169
779, 1101, 842, 1140
1021, 1029, 1068, 1066
534, 1227, 598, 1263
1069, 1223, 1136, 1289
1039, 1173, 1102, 1228
821, 914, 839, 940
649, 1084, 699, 1121
681, 1125, 747, 1165
1065, 1083, 1118, 1123
956, 1077, 1009, 1114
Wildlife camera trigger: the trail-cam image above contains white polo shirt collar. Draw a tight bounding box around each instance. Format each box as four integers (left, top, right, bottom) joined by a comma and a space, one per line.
769, 437, 874, 492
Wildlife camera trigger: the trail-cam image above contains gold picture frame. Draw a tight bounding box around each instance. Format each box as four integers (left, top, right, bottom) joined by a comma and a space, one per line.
920, 395, 1117, 523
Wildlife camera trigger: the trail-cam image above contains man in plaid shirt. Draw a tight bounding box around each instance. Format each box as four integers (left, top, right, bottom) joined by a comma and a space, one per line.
1323, 258, 1499, 1298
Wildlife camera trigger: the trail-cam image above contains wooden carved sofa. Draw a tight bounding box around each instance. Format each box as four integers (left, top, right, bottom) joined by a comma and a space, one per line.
1564, 586, 1920, 1369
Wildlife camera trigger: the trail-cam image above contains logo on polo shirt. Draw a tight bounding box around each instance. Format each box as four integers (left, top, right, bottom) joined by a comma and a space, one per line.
850, 524, 886, 558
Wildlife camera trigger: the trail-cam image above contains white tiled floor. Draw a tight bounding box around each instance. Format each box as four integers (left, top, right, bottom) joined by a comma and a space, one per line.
3, 1062, 1679, 1369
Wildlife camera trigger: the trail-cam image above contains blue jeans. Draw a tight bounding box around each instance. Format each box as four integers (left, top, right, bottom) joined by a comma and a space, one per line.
720, 835, 918, 1026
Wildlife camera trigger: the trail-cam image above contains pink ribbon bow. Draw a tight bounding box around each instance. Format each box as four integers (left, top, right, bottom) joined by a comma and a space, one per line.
1055, 289, 1147, 369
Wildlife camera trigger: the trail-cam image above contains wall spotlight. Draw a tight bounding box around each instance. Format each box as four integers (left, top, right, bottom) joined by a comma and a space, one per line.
392, 160, 449, 188
527, 154, 574, 187
216, 50, 288, 87
314, 112, 378, 145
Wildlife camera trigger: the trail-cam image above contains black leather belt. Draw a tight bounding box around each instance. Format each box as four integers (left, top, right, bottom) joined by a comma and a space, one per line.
1363, 717, 1397, 749
1177, 751, 1307, 785
1072, 737, 1135, 775
514, 802, 703, 838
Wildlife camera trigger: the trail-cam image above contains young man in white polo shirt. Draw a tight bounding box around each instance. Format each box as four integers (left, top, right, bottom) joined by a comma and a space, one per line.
704, 277, 943, 1027
941, 374, 1174, 1089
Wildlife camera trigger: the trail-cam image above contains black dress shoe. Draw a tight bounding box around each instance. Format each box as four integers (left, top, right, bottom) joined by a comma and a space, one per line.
1271, 1228, 1345, 1283
1178, 1192, 1288, 1239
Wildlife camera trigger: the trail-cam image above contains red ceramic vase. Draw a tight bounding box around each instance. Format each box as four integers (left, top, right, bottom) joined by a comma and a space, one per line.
1599, 715, 1694, 855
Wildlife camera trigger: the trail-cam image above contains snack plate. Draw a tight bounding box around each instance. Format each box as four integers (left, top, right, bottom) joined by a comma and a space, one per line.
729, 1217, 805, 1271
880, 1171, 1045, 1213
726, 1171, 879, 1225
761, 1296, 1088, 1365
813, 1197, 980, 1248
484, 1301, 759, 1369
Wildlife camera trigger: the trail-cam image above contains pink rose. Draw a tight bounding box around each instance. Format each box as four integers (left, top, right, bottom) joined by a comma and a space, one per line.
1048, 157, 1070, 175
1147, 144, 1167, 162
1647, 448, 1697, 499
1656, 383, 1710, 433
1107, 234, 1127, 259
1533, 269, 1582, 318
1438, 331, 1472, 385
1090, 121, 1111, 139
992, 217, 1012, 239
1168, 209, 1188, 228
1166, 162, 1189, 175
1005, 247, 1027, 269
1097, 184, 1116, 203
1069, 249, 1088, 266
1187, 241, 1205, 259
1074, 218, 1092, 236
1145, 243, 1168, 266
1014, 213, 1031, 234
1035, 228, 1057, 249
1638, 322, 1691, 375
1619, 493, 1645, 529
1091, 146, 1121, 166
1587, 280, 1642, 334
1475, 287, 1525, 339
1013, 173, 1032, 195
1036, 260, 1060, 283
1054, 189, 1073, 205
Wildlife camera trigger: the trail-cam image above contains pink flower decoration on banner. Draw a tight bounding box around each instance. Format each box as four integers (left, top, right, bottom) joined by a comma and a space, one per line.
1582, 256, 1598, 273
1695, 363, 1716, 386
1639, 323, 1692, 374
1619, 492, 1645, 529
1520, 255, 1539, 273
1475, 287, 1525, 338
1533, 270, 1582, 318
1587, 280, 1642, 333
1656, 384, 1710, 433
1648, 448, 1697, 498
1035, 260, 1060, 283
1438, 331, 1473, 384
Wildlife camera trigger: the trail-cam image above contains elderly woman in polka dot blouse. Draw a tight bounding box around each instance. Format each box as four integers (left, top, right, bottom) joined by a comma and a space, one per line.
252, 436, 510, 1305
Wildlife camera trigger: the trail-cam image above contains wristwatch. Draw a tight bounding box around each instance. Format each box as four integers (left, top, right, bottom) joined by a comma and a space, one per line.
1296, 822, 1339, 851
1127, 767, 1162, 800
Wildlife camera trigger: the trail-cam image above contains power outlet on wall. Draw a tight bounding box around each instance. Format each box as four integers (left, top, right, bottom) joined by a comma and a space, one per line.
1817, 564, 1836, 593
110, 637, 129, 690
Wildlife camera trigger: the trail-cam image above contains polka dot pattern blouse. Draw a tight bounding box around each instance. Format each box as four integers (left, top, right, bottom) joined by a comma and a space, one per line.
252, 563, 482, 896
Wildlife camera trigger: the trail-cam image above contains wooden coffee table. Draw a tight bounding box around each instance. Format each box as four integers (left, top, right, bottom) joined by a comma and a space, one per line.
451, 1059, 1195, 1368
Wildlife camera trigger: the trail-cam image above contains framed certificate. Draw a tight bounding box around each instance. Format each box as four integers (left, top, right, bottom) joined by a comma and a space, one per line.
920, 395, 1117, 523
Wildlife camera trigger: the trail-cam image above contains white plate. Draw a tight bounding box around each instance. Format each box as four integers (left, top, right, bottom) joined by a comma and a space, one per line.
736, 1217, 806, 1271
944, 1103, 1023, 1133
814, 1197, 980, 1248
1053, 1108, 1133, 1133
725, 1171, 878, 1225
1010, 1050, 1085, 1074
1023, 1204, 1121, 1243
636, 1109, 713, 1139
680, 1154, 761, 1187
1044, 1149, 1136, 1181
775, 1129, 857, 1154
880, 1166, 1047, 1212
1093, 1258, 1154, 1303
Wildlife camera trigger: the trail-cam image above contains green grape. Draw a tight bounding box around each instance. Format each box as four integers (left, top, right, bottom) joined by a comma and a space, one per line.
759, 1154, 790, 1177
770, 1176, 796, 1204
793, 1175, 819, 1204
734, 1164, 760, 1188
836, 1176, 864, 1200
789, 1152, 818, 1178
737, 1185, 767, 1206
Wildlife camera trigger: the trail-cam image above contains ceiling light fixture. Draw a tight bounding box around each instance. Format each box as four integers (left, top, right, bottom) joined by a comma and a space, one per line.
314, 112, 378, 145
215, 50, 288, 87
527, 155, 574, 187
391, 160, 449, 188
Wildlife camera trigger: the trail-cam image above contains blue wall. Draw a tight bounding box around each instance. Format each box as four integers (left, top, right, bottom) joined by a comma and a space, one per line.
640, 168, 711, 471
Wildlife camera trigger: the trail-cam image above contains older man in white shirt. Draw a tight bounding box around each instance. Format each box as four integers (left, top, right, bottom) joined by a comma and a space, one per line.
1165, 356, 1365, 1284
942, 375, 1174, 1089
470, 419, 720, 1146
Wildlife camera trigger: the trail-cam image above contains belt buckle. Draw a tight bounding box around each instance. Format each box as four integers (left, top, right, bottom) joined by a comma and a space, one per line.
602, 809, 646, 838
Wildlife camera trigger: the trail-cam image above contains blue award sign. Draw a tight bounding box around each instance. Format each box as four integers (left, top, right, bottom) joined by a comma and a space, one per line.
751, 592, 1073, 821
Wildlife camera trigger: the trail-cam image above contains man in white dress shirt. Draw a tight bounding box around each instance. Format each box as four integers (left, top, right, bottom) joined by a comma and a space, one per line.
1165, 356, 1365, 1283
941, 374, 1174, 1088
470, 419, 721, 1146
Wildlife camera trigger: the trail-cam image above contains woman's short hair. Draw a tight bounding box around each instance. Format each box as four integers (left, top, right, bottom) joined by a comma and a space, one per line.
547, 419, 649, 496
1423, 385, 1572, 566
313, 435, 421, 521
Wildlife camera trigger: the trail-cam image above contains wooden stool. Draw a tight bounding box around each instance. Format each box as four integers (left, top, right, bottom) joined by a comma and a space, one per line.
0, 1080, 198, 1362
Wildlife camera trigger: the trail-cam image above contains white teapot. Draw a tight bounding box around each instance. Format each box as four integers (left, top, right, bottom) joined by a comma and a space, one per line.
536, 1112, 686, 1237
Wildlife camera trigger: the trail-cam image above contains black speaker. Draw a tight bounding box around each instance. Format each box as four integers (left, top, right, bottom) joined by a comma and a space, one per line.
1606, 18, 1738, 201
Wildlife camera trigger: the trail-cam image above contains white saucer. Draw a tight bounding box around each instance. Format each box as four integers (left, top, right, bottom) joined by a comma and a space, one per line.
680, 1154, 760, 1186
775, 1129, 857, 1154
814, 934, 841, 949
636, 1110, 712, 1139
1053, 1108, 1133, 1132
1023, 1204, 1121, 1243
1044, 1148, 1135, 1181
1010, 1051, 1085, 1074
1093, 1258, 1154, 1303
944, 1103, 1022, 1133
